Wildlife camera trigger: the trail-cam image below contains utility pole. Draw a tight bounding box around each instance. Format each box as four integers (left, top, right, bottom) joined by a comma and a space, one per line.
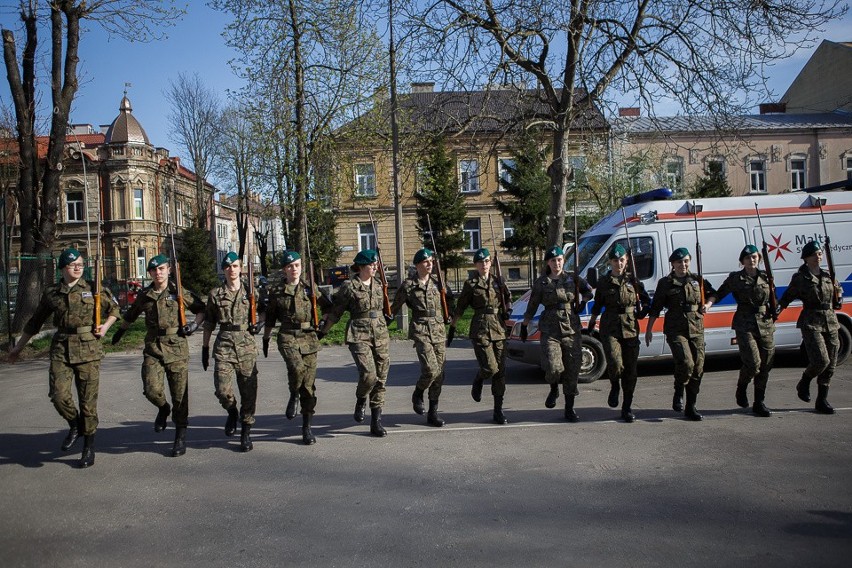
388, 0, 407, 330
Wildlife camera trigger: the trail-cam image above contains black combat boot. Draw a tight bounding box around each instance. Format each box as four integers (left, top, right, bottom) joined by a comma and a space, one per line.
545, 383, 559, 409
607, 381, 620, 408
78, 434, 95, 468
736, 384, 749, 408
61, 416, 81, 451
302, 413, 316, 445
154, 402, 171, 432
225, 406, 239, 437
815, 384, 835, 415
752, 387, 771, 417
412, 387, 426, 415
471, 377, 484, 402
427, 399, 445, 427
370, 407, 387, 437
493, 396, 508, 424
621, 393, 635, 423
684, 391, 703, 421
796, 374, 812, 403
353, 397, 367, 423
286, 391, 299, 420
171, 426, 187, 457
240, 423, 253, 451
672, 384, 685, 412
564, 395, 579, 423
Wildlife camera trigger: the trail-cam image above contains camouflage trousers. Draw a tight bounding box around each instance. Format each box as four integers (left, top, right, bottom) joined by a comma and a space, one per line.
279, 345, 318, 415
414, 339, 446, 400
349, 340, 390, 408
666, 334, 705, 395
142, 354, 189, 427
49, 358, 101, 435
735, 329, 775, 391
802, 327, 839, 386
214, 357, 258, 425
472, 338, 506, 397
541, 332, 581, 397
602, 335, 640, 399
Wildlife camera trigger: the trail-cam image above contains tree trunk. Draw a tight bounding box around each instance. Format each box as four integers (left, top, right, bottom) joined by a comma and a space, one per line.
546, 126, 572, 247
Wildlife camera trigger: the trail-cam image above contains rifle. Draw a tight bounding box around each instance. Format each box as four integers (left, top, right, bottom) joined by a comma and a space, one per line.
691, 201, 706, 307
573, 201, 580, 313
247, 220, 257, 329
620, 207, 643, 312
367, 208, 393, 320
303, 214, 320, 328
92, 189, 103, 334
754, 204, 779, 318
815, 197, 842, 307
168, 222, 188, 328
426, 214, 450, 323
487, 214, 510, 317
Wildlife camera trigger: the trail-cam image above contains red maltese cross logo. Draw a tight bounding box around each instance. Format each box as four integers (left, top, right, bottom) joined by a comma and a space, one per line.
767, 233, 792, 261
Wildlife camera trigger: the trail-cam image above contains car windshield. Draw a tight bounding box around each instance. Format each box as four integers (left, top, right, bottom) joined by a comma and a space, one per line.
564, 234, 611, 272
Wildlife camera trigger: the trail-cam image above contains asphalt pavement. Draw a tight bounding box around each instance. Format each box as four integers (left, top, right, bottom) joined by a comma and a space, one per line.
1, 335, 850, 567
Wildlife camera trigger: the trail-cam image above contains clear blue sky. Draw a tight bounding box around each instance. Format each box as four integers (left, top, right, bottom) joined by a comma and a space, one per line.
1, 2, 850, 164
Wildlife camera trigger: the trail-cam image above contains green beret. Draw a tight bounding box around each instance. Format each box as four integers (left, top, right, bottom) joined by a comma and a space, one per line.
669, 247, 690, 262
221, 251, 240, 269
739, 244, 759, 261
58, 248, 81, 269
544, 246, 564, 261
609, 244, 627, 260
473, 248, 490, 263
800, 240, 822, 259
413, 248, 433, 264
353, 249, 378, 265
281, 250, 301, 266
147, 254, 169, 271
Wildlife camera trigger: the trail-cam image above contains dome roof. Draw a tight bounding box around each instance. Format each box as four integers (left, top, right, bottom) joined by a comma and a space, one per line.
104, 95, 151, 145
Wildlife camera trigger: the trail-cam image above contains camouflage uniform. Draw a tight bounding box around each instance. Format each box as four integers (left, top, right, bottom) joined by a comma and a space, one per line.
590, 272, 649, 414
204, 281, 259, 425
122, 282, 205, 427
22, 280, 120, 435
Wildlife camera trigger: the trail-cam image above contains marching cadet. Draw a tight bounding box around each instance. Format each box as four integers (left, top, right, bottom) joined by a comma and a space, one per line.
520, 245, 593, 422
391, 248, 448, 427
705, 245, 776, 417
263, 250, 330, 445
451, 248, 512, 424
201, 252, 262, 452
319, 250, 391, 437
9, 248, 120, 468
778, 240, 843, 414
645, 248, 716, 421
112, 254, 205, 457
587, 244, 650, 423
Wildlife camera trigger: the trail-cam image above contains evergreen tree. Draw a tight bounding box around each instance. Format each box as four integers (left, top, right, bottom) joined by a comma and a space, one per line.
415, 138, 467, 269
690, 161, 732, 198
177, 227, 221, 296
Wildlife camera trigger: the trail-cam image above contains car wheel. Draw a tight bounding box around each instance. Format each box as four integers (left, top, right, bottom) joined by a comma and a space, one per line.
578, 334, 607, 383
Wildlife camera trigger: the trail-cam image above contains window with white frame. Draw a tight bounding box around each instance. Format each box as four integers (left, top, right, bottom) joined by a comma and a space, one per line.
136, 247, 146, 278
354, 163, 376, 197
624, 158, 643, 192
415, 164, 428, 194
706, 157, 726, 179
358, 222, 376, 251
664, 157, 684, 192
503, 217, 515, 241
748, 159, 767, 193
66, 191, 85, 222
567, 156, 587, 191
463, 218, 481, 251
459, 159, 480, 193
176, 200, 184, 227
790, 156, 806, 191
133, 188, 144, 219
163, 198, 171, 225
498, 157, 515, 190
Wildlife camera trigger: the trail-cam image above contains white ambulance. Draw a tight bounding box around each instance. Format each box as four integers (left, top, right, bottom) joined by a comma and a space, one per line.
506, 183, 852, 382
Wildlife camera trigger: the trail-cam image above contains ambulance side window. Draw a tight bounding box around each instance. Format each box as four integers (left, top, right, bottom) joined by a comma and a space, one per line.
596, 236, 655, 280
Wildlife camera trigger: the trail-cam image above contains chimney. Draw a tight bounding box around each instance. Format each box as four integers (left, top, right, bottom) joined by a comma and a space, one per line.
411, 82, 435, 93
759, 102, 787, 114
619, 107, 640, 117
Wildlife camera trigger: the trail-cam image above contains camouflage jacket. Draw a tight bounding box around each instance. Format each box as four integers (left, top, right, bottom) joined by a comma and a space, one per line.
328, 276, 389, 346
778, 264, 840, 332
525, 271, 593, 339
204, 281, 258, 362
454, 273, 510, 342
713, 269, 775, 335
648, 271, 716, 339
391, 275, 447, 344
266, 278, 329, 355
591, 272, 649, 340
23, 279, 120, 364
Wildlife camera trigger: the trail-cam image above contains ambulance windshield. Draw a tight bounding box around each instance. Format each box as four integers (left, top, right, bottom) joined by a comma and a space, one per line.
564, 234, 610, 271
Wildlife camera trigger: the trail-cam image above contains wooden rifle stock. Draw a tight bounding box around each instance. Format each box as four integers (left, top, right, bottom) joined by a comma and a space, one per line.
169, 223, 187, 327
304, 215, 320, 328
426, 214, 450, 323
754, 205, 778, 316
487, 215, 509, 316
367, 209, 393, 319
620, 207, 643, 311
816, 199, 842, 306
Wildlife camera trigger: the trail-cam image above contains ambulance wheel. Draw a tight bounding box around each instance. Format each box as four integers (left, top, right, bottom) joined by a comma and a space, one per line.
799, 324, 851, 365
578, 334, 607, 383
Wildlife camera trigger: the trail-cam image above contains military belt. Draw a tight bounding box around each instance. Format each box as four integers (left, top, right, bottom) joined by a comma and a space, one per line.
157, 327, 180, 336
351, 311, 380, 319
59, 326, 93, 334
476, 308, 500, 315
279, 322, 313, 331
739, 305, 767, 314
219, 323, 249, 331
412, 309, 437, 319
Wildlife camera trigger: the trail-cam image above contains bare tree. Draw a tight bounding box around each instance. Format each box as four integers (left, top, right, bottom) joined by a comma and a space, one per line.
407, 0, 847, 245
166, 72, 222, 230
1, 0, 183, 333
